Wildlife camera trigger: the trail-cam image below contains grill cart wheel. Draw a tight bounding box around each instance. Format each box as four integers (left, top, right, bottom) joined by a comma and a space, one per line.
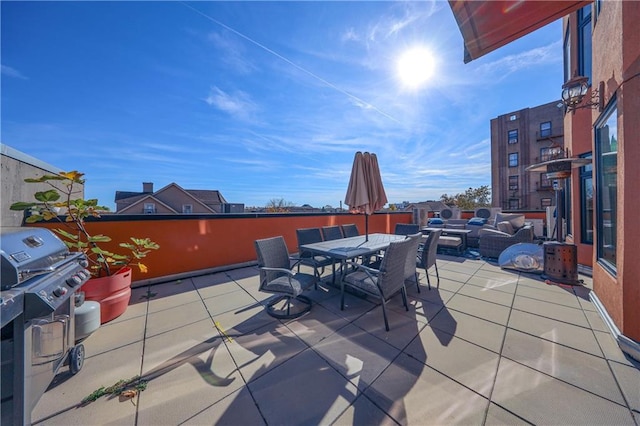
69, 344, 85, 375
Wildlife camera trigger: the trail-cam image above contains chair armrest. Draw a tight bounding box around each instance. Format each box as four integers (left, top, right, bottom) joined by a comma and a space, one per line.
260, 266, 295, 276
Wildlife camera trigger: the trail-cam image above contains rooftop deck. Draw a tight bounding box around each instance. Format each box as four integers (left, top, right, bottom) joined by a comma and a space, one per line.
33, 255, 639, 425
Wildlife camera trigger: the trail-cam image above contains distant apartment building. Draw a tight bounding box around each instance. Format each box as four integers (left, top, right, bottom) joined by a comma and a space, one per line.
115, 182, 244, 214
490, 100, 564, 211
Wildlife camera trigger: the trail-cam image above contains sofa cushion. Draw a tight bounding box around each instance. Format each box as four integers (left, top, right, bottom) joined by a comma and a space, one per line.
494, 213, 525, 229
428, 218, 444, 225
468, 217, 486, 226
497, 221, 515, 235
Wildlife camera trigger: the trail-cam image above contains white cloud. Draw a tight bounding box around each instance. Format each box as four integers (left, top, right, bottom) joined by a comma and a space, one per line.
204, 86, 257, 121
477, 40, 562, 77
1, 64, 28, 79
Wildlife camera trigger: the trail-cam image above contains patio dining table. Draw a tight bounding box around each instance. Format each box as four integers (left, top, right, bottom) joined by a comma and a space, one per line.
300, 233, 407, 283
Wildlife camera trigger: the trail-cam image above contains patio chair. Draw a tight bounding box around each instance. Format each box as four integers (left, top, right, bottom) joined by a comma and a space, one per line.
403, 232, 423, 291
341, 223, 360, 238
394, 223, 419, 235
478, 224, 534, 258
416, 229, 441, 291
322, 225, 343, 241
254, 236, 317, 319
341, 236, 414, 331
295, 227, 336, 285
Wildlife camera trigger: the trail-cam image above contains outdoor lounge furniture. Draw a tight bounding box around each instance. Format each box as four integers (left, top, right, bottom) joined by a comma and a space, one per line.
342, 236, 414, 331
322, 225, 343, 241
254, 236, 317, 319
478, 222, 535, 258
341, 223, 360, 238
394, 223, 420, 235
296, 227, 337, 285
416, 229, 441, 290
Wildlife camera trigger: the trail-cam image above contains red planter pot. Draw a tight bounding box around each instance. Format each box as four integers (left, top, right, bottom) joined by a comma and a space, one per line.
81, 267, 132, 324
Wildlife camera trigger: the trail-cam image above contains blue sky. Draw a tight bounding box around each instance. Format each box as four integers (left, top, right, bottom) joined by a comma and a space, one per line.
2, 1, 564, 210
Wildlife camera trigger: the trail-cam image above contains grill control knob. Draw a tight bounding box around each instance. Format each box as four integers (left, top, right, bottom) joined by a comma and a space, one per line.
66, 275, 83, 287
53, 286, 68, 297
79, 258, 89, 268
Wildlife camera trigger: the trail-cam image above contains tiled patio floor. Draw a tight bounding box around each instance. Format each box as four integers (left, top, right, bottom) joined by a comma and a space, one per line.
33, 256, 640, 425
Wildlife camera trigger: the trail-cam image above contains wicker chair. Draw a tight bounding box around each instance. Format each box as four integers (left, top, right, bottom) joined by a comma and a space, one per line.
341, 223, 360, 238
295, 228, 336, 286
416, 229, 441, 291
254, 236, 317, 319
341, 237, 414, 331
321, 225, 343, 241
478, 226, 534, 259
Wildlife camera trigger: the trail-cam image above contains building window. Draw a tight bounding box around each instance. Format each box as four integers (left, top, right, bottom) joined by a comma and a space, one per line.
580, 153, 593, 245
540, 121, 552, 138
540, 173, 552, 188
596, 101, 617, 271
509, 176, 518, 190
508, 129, 518, 144
541, 198, 552, 208
182, 204, 193, 214
509, 114, 517, 121
508, 153, 518, 167
578, 5, 592, 82
509, 199, 519, 210
540, 147, 553, 162
144, 203, 156, 214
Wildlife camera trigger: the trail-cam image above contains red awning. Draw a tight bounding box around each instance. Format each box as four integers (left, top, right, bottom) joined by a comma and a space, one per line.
448, 0, 591, 63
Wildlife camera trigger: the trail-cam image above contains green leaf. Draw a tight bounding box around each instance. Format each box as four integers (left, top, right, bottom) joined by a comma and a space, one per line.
25, 214, 43, 223
55, 229, 79, 240
88, 235, 111, 243
9, 202, 37, 211
34, 190, 61, 202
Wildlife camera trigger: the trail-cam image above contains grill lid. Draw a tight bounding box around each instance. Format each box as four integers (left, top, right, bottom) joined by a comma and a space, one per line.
1, 228, 70, 289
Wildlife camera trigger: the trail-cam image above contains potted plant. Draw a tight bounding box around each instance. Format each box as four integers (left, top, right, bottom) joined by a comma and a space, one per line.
10, 171, 160, 323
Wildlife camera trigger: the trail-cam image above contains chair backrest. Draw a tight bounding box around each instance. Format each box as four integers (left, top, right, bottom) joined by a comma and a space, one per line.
341, 224, 360, 238
419, 229, 441, 270
296, 228, 323, 259
394, 223, 420, 235
255, 236, 290, 291
377, 237, 414, 299
403, 233, 422, 280
322, 225, 343, 241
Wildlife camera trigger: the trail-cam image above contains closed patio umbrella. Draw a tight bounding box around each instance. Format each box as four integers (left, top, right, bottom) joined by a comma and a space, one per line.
344, 152, 388, 241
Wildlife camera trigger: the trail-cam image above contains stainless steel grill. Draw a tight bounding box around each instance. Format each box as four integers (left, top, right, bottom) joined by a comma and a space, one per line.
1, 228, 91, 425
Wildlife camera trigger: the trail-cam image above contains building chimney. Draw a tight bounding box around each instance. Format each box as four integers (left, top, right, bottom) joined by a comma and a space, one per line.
143, 182, 154, 193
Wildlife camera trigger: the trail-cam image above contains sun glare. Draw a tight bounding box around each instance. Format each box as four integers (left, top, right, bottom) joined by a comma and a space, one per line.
397, 47, 436, 89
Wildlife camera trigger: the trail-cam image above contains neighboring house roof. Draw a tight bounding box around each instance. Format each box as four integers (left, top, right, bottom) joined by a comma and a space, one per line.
404, 201, 449, 212
117, 194, 179, 214
115, 182, 228, 214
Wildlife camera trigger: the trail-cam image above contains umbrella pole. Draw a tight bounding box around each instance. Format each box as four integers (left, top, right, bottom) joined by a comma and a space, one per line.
365, 214, 369, 241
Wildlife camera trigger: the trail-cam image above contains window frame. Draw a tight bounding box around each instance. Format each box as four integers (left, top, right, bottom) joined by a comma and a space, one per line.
508, 129, 518, 144
508, 153, 518, 167
541, 198, 552, 209
144, 203, 156, 214
580, 153, 593, 245
508, 175, 519, 191
182, 204, 193, 214
595, 98, 618, 273
578, 5, 592, 83
540, 121, 552, 138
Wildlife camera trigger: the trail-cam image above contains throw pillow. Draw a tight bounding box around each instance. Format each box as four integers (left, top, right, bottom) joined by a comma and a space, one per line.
497, 221, 515, 235
494, 213, 525, 229
468, 217, 487, 226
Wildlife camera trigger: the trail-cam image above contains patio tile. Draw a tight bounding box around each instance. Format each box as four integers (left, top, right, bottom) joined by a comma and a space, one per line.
593, 330, 638, 366
312, 323, 401, 390
484, 403, 530, 425
32, 341, 143, 425
584, 309, 610, 332
193, 276, 243, 300
398, 297, 446, 324
140, 318, 220, 375
136, 335, 244, 425
182, 387, 266, 425
332, 394, 398, 426
320, 291, 376, 322
213, 300, 278, 336
492, 357, 635, 425
501, 329, 626, 404
411, 286, 455, 306
466, 273, 519, 293
429, 308, 506, 353
202, 289, 260, 317
284, 303, 350, 347
436, 277, 466, 293
515, 281, 582, 309
609, 360, 640, 412
144, 278, 199, 313
457, 282, 515, 307
364, 353, 488, 425
446, 293, 511, 325
84, 314, 146, 357
248, 348, 358, 425
507, 309, 604, 357
437, 268, 471, 284
145, 299, 210, 338
224, 321, 309, 384
512, 295, 590, 328
404, 325, 500, 397
352, 305, 427, 350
